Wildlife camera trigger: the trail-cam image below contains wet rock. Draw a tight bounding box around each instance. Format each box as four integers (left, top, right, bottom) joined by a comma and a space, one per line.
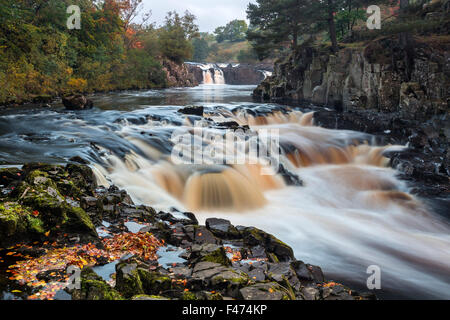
195, 291, 223, 300
240, 283, 290, 300
178, 106, 204, 116
63, 95, 94, 111
184, 225, 220, 245
205, 218, 240, 239
240, 227, 294, 262
157, 211, 196, 226
181, 211, 199, 225
291, 260, 325, 284
189, 261, 249, 298
137, 268, 172, 295
69, 156, 89, 165
188, 243, 231, 267
72, 268, 123, 300
115, 263, 144, 298
247, 268, 266, 282
267, 262, 301, 291
301, 286, 320, 300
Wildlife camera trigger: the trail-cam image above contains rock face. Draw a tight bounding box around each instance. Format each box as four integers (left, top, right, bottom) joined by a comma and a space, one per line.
162, 59, 199, 87
221, 64, 267, 85
254, 36, 449, 118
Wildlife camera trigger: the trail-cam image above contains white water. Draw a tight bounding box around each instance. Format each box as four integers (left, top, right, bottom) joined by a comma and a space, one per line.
189, 63, 226, 85
89, 97, 450, 299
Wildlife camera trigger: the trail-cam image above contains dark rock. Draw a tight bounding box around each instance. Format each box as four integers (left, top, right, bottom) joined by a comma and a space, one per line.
184, 225, 220, 245
188, 243, 231, 267
178, 106, 204, 116
240, 227, 294, 262
63, 95, 94, 110
115, 263, 144, 298
205, 218, 240, 239
69, 156, 89, 164
291, 261, 325, 284
240, 283, 290, 300
222, 64, 267, 85
71, 268, 123, 300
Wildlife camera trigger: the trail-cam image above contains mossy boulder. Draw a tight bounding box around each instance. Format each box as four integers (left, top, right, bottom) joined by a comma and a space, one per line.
115, 263, 145, 298
72, 268, 123, 300
137, 268, 172, 295
239, 282, 291, 300
181, 291, 198, 300
115, 262, 173, 298
240, 227, 294, 262
0, 202, 46, 245
188, 244, 231, 267
0, 202, 27, 237
0, 167, 23, 189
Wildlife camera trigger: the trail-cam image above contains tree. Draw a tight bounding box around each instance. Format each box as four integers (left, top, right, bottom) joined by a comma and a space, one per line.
247, 0, 316, 59
214, 26, 226, 43
158, 11, 199, 63
192, 37, 210, 62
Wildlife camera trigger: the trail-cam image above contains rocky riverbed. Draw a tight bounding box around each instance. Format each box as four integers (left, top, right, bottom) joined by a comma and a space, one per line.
0, 163, 373, 300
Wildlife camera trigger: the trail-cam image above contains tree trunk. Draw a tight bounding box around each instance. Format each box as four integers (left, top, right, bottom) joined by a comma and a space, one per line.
327, 0, 338, 53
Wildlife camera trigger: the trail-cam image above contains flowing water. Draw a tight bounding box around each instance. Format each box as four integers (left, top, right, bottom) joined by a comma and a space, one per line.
0, 84, 449, 299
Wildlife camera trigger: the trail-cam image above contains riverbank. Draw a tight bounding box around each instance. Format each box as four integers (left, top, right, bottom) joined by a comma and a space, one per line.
0, 163, 371, 300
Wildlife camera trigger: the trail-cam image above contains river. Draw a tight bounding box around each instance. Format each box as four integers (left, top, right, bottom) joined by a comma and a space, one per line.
1, 84, 449, 299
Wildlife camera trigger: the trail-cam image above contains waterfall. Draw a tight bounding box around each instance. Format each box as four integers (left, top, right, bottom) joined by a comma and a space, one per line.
212, 68, 225, 84
74, 104, 450, 299
188, 63, 226, 85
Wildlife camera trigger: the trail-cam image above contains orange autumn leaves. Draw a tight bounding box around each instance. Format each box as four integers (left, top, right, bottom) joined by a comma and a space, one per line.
6, 232, 163, 300
103, 232, 163, 261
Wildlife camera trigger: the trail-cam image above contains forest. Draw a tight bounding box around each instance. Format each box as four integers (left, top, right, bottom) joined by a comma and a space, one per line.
0, 0, 199, 104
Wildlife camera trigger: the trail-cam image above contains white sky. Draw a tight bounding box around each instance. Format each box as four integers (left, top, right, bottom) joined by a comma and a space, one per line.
141, 0, 252, 32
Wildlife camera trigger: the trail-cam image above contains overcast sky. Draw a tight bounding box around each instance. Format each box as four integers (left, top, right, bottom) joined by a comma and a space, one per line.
142, 0, 252, 33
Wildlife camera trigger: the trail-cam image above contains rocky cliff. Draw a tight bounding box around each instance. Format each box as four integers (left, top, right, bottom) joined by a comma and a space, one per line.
162, 59, 199, 87
222, 64, 271, 85
254, 35, 449, 119
253, 3, 449, 217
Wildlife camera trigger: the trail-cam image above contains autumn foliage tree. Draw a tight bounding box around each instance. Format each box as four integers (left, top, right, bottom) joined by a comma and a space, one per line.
0, 0, 200, 104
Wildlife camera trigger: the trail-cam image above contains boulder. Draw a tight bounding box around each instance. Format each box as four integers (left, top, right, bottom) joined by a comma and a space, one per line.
62, 95, 94, 110
240, 283, 290, 300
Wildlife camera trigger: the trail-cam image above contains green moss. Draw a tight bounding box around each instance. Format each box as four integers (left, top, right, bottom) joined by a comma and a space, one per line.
65, 206, 97, 236
81, 279, 124, 300
200, 247, 231, 267
181, 291, 198, 300
137, 268, 172, 295
132, 294, 169, 300
26, 215, 45, 234
115, 263, 145, 298
0, 202, 30, 237
26, 170, 49, 185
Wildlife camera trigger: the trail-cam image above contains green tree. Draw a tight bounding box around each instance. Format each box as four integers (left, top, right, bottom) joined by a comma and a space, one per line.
158, 11, 199, 63
247, 0, 316, 59
214, 20, 248, 43
192, 37, 210, 62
